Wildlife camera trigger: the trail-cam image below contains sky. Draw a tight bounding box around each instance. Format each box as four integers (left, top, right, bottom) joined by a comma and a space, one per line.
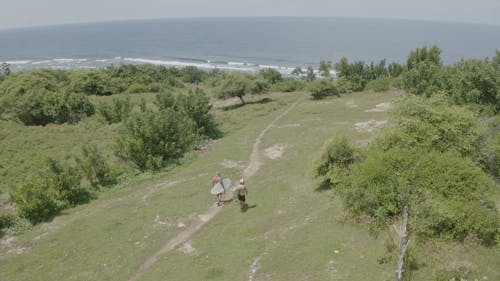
0, 0, 499, 29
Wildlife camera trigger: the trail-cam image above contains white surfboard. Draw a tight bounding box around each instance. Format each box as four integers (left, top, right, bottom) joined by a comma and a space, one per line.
210, 178, 231, 195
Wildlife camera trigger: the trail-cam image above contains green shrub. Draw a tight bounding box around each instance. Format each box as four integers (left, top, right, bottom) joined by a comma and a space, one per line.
12, 90, 94, 125
10, 177, 65, 223
2, 216, 32, 236
270, 78, 305, 92
0, 213, 15, 230
311, 136, 361, 183
10, 159, 90, 223
340, 148, 497, 245
172, 88, 221, 139
117, 90, 220, 170
365, 77, 393, 92
97, 96, 133, 124
181, 66, 206, 83
382, 95, 485, 162
116, 107, 198, 170
333, 77, 356, 94
126, 83, 149, 94
0, 69, 94, 125
69, 70, 112, 96
308, 79, 339, 99
259, 68, 282, 84
75, 144, 117, 188
217, 72, 269, 104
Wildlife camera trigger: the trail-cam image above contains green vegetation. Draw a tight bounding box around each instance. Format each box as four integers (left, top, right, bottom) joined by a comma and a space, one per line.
215, 72, 268, 104
10, 159, 91, 223
97, 95, 133, 124
308, 79, 339, 100
0, 46, 499, 281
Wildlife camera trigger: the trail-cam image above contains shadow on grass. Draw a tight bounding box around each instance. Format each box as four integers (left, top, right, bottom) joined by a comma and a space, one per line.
315, 180, 335, 192
222, 97, 273, 111
240, 204, 257, 213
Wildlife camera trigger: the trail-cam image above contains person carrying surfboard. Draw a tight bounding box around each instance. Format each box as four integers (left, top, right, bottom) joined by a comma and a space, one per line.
211, 171, 225, 206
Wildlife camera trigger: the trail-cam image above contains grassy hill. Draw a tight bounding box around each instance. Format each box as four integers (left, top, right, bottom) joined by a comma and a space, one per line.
0, 90, 498, 281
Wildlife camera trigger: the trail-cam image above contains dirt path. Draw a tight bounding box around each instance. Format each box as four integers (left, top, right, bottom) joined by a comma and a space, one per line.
127, 98, 302, 281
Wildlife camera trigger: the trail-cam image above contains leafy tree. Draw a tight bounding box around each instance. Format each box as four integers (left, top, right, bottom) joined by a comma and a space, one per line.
387, 62, 405, 77
97, 96, 133, 124
270, 78, 305, 92
340, 147, 497, 245
216, 72, 268, 104
291, 67, 303, 76
406, 45, 442, 69
364, 77, 393, 92
308, 79, 339, 100
10, 159, 89, 223
447, 59, 499, 112
180, 66, 205, 84
115, 107, 198, 170
382, 95, 486, 161
305, 66, 316, 82
334, 57, 350, 78
259, 68, 282, 84
334, 57, 396, 91
311, 136, 361, 183
170, 88, 221, 139
75, 144, 117, 188
319, 60, 332, 77
69, 70, 112, 96
317, 95, 498, 245
402, 61, 446, 96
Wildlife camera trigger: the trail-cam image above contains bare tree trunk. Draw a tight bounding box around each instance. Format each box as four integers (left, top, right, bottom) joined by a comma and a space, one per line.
395, 205, 409, 281
238, 95, 246, 104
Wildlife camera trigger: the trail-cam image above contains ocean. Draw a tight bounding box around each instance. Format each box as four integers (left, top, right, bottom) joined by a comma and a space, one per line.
0, 17, 499, 74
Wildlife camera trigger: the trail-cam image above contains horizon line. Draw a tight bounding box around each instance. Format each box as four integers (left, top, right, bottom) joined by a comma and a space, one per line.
1, 16, 499, 32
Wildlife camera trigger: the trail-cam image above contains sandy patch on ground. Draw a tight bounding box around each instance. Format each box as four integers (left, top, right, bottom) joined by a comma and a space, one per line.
365, 102, 392, 112
277, 123, 301, 128
354, 120, 388, 133
0, 236, 32, 255
212, 97, 240, 108
345, 100, 358, 108
248, 255, 262, 281
220, 159, 246, 169
264, 144, 286, 160
178, 241, 199, 256
154, 215, 173, 227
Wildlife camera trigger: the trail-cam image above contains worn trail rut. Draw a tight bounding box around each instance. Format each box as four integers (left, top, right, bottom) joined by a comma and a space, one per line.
127, 99, 301, 281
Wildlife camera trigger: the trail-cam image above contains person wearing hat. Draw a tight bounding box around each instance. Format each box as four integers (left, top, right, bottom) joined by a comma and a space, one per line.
237, 178, 248, 210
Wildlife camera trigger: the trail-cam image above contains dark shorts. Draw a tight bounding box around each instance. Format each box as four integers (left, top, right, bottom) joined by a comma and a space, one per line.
238, 194, 246, 202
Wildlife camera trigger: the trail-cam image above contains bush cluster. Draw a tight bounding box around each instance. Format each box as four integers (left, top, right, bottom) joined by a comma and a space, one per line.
97, 96, 133, 124
308, 79, 339, 99
10, 159, 91, 223
116, 89, 219, 170
403, 47, 500, 112
313, 96, 498, 245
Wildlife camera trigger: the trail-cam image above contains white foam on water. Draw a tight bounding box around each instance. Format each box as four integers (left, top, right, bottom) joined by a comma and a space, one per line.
228, 61, 246, 66
4, 60, 31, 64
31, 60, 52, 65
53, 58, 74, 63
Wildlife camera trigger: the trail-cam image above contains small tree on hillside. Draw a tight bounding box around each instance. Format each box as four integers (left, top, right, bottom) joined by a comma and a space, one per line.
308, 79, 339, 100
319, 60, 332, 77
305, 66, 316, 82
259, 68, 282, 84
217, 72, 268, 104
